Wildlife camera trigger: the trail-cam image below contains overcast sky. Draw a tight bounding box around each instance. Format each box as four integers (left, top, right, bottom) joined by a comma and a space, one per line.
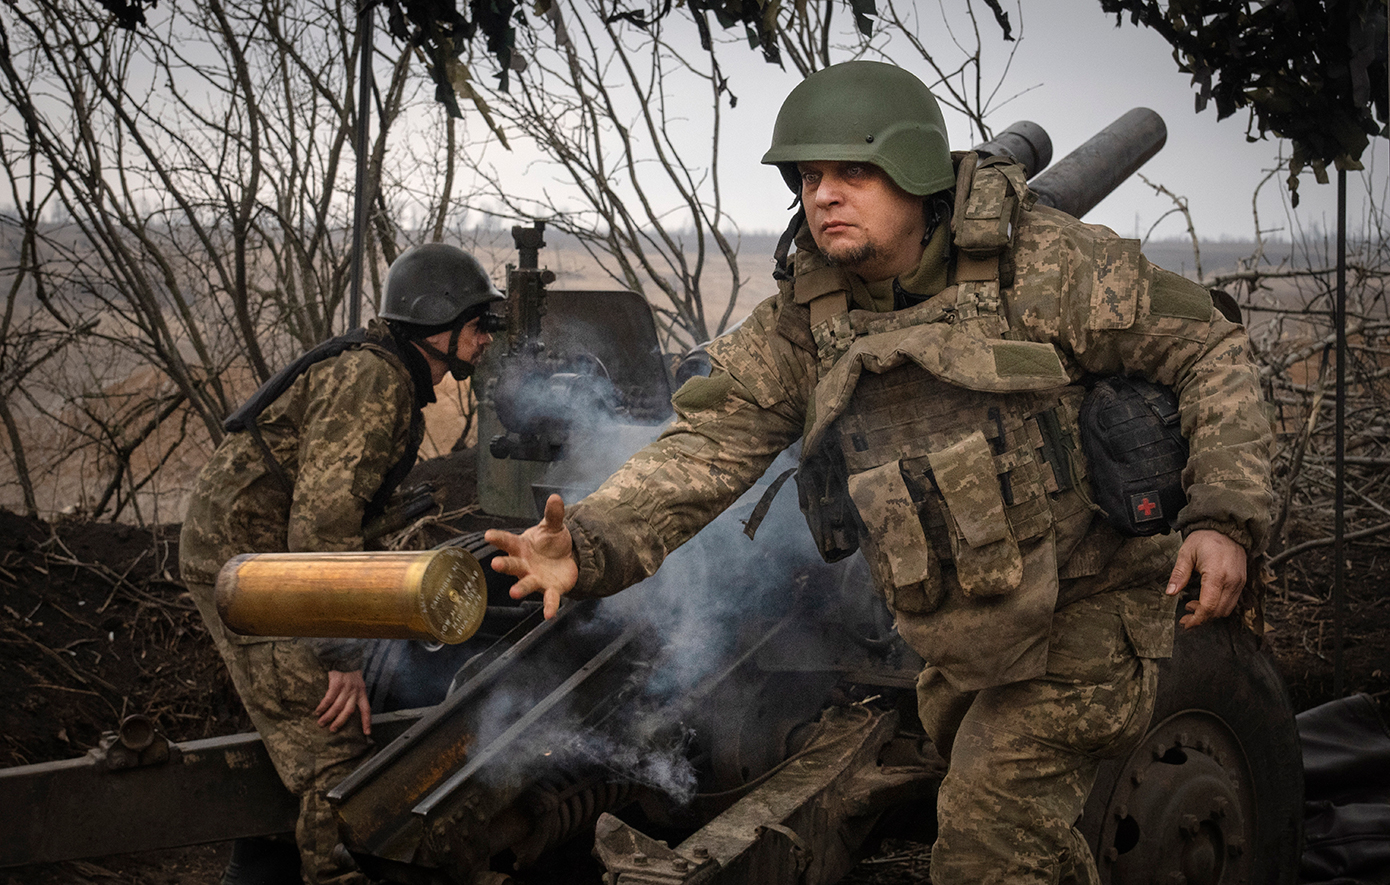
708, 3, 1384, 242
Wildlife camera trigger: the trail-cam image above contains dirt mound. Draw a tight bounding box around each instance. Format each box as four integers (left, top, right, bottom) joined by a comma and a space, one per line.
0, 510, 246, 769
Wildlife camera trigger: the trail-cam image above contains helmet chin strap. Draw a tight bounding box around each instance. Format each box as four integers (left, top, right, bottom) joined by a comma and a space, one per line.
772, 202, 806, 281
416, 325, 475, 380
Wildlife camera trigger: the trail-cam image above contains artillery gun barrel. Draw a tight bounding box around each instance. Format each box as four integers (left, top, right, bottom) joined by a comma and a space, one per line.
1028, 107, 1167, 219
1, 109, 1176, 882
973, 119, 1053, 178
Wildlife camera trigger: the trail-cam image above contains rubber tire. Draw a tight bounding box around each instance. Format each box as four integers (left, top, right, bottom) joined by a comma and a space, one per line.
1080, 609, 1304, 884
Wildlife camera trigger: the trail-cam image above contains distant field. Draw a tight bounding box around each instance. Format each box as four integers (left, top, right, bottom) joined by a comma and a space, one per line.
0, 229, 1328, 520
510, 230, 1300, 329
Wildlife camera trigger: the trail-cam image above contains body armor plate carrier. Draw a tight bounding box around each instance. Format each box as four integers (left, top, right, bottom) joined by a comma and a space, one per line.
791, 155, 1173, 689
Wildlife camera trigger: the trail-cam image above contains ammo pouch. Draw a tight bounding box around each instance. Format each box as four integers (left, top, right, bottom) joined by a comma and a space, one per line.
795, 442, 860, 563
797, 315, 1082, 620
1079, 376, 1189, 536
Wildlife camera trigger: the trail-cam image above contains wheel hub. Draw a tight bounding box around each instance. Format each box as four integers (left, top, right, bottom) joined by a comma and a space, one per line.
1097, 711, 1256, 884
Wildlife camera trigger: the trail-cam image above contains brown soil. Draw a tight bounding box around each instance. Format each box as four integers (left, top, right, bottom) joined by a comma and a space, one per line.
1, 463, 1386, 883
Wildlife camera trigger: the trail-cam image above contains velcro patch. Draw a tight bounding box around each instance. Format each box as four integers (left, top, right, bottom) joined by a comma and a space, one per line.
1129, 490, 1164, 524
1088, 238, 1148, 330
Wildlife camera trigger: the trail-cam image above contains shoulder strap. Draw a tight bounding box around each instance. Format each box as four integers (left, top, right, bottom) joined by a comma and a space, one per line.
953, 154, 1033, 264
223, 328, 371, 433
951, 153, 1036, 335
222, 328, 424, 523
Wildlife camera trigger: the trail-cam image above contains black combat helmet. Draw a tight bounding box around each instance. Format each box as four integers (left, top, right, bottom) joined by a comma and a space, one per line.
379, 243, 504, 380
379, 243, 503, 328
761, 61, 955, 197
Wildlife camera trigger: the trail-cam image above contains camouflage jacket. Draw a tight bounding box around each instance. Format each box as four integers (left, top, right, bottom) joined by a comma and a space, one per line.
566, 171, 1273, 686
179, 321, 432, 668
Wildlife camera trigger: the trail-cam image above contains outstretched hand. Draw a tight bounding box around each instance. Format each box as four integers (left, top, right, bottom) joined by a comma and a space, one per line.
317, 669, 371, 735
1166, 528, 1248, 629
486, 494, 579, 619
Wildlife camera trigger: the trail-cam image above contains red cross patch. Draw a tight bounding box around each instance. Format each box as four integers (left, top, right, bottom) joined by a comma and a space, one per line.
1130, 490, 1163, 523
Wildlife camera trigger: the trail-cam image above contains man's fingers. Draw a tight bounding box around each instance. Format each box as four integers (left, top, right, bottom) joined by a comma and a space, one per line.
329, 702, 354, 732
1166, 548, 1194, 596
317, 695, 346, 729
357, 697, 372, 736
316, 671, 370, 733
490, 553, 520, 577
484, 529, 521, 556
509, 576, 541, 599
1179, 568, 1242, 629
315, 675, 341, 717
543, 588, 564, 620
542, 494, 566, 529
1179, 595, 1212, 629
488, 497, 576, 619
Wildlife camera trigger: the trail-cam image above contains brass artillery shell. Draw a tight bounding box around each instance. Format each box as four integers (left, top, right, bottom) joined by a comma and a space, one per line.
214, 548, 487, 644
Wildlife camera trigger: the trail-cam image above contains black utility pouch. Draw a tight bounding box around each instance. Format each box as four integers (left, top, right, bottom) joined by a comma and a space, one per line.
1079, 376, 1189, 536
795, 444, 861, 562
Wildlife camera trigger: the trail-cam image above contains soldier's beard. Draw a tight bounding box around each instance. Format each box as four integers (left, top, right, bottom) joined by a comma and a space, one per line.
820, 241, 877, 271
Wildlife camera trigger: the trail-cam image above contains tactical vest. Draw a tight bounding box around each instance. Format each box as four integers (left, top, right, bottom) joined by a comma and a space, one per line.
223, 325, 425, 527
794, 155, 1101, 690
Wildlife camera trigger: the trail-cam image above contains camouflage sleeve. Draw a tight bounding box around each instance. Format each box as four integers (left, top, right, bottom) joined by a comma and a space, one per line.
287, 348, 414, 556
306, 637, 366, 672
567, 295, 815, 597
1056, 225, 1274, 552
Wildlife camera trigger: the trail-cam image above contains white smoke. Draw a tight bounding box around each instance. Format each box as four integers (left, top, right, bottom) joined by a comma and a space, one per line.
468, 345, 876, 809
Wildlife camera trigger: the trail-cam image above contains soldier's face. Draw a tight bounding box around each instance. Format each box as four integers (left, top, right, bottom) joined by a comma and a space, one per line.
421, 317, 495, 385
798, 160, 928, 283
454, 316, 493, 364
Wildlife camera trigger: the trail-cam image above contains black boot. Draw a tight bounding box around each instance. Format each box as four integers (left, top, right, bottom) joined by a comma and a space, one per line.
221, 836, 303, 885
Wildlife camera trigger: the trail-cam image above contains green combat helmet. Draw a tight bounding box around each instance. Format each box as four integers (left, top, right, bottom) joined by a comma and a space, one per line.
761, 60, 955, 197
379, 243, 503, 328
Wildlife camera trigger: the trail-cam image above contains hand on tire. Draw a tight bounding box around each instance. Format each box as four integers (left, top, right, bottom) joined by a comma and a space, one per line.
1166, 529, 1247, 629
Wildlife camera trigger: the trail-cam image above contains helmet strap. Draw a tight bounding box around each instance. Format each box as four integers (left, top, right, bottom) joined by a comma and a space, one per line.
922, 194, 951, 247
773, 203, 806, 281
415, 325, 475, 380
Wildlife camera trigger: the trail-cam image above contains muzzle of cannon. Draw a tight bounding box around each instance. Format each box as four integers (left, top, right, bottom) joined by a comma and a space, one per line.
215, 549, 488, 645
1028, 107, 1167, 219
343, 108, 1180, 883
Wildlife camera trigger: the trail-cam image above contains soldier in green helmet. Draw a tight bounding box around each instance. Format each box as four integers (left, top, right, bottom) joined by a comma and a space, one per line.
488, 61, 1273, 884
181, 243, 502, 885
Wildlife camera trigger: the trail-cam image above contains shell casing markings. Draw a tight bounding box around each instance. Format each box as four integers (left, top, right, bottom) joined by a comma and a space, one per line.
417, 548, 487, 643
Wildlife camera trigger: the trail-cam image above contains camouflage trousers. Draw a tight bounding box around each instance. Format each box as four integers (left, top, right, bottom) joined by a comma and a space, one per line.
189, 582, 372, 885
917, 587, 1164, 885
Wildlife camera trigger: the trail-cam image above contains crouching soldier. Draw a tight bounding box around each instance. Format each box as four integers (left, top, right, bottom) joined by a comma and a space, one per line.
180, 244, 502, 884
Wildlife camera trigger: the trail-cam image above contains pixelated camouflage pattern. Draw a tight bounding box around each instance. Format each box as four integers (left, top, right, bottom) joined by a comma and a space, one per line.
917, 587, 1159, 884
563, 154, 1269, 884
188, 580, 371, 884
800, 295, 1129, 688
180, 323, 418, 592
567, 171, 1270, 683
569, 194, 1269, 603
179, 323, 421, 884
926, 431, 1021, 594
846, 462, 941, 613
1006, 204, 1274, 554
